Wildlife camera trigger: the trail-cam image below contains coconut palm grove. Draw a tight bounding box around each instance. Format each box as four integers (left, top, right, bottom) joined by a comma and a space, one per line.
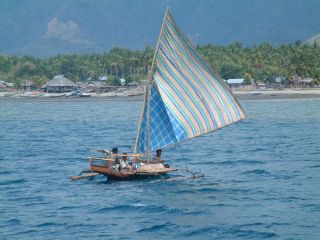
0, 41, 320, 88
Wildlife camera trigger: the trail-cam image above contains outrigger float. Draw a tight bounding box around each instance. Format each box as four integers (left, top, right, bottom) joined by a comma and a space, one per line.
71, 8, 246, 182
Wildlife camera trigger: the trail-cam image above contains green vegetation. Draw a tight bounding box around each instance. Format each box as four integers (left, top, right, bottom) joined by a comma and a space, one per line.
0, 42, 320, 87
198, 41, 320, 84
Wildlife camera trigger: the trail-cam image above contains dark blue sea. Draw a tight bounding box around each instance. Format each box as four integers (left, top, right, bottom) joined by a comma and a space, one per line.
0, 98, 319, 240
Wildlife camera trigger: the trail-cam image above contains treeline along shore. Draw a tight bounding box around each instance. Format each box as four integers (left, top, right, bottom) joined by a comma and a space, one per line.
0, 41, 320, 89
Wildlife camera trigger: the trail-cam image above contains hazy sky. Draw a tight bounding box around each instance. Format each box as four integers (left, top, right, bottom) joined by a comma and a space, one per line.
1, 0, 319, 56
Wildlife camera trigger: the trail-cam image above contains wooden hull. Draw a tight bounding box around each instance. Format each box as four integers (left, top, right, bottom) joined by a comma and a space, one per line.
90, 164, 177, 181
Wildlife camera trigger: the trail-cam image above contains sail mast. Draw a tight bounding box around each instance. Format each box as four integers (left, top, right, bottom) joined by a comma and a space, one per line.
133, 86, 148, 154
146, 7, 169, 162
145, 83, 151, 162
134, 7, 170, 159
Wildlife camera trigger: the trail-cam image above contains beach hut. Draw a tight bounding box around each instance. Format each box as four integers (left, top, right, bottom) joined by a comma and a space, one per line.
42, 75, 77, 93
87, 81, 107, 92
267, 77, 285, 89
225, 78, 245, 88
0, 82, 6, 89
23, 80, 37, 91
76, 82, 88, 90
298, 78, 314, 87
289, 76, 314, 88
255, 80, 266, 89
0, 81, 14, 89
0, 80, 7, 88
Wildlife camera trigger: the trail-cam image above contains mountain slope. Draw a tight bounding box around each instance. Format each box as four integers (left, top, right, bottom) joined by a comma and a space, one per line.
304, 34, 320, 45
0, 0, 319, 57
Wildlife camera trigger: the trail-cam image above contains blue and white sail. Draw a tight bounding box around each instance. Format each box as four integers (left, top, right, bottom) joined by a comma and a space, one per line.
135, 10, 246, 154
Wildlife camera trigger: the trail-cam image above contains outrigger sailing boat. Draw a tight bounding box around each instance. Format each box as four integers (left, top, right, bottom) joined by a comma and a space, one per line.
72, 8, 246, 181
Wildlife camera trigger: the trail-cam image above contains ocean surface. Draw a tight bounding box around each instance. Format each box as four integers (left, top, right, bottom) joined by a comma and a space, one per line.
0, 98, 319, 240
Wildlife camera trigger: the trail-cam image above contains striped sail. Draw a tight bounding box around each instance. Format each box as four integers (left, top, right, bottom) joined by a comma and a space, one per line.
135, 10, 246, 154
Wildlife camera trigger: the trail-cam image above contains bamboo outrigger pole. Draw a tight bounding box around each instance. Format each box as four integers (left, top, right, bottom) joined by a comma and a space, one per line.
134, 7, 170, 162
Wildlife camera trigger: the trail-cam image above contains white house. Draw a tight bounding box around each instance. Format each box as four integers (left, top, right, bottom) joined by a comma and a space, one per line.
225, 78, 245, 88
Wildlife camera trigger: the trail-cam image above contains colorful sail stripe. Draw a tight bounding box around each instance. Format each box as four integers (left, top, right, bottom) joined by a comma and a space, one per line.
155, 70, 201, 136
162, 21, 233, 124
159, 33, 222, 127
165, 13, 245, 121
156, 50, 212, 133
135, 10, 246, 153
159, 31, 225, 127
163, 17, 238, 124
157, 11, 246, 134
166, 13, 244, 121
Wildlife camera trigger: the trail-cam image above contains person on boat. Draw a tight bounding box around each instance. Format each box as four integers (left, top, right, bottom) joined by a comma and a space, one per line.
111, 147, 120, 167
119, 153, 132, 172
152, 149, 162, 162
111, 147, 118, 154
111, 147, 119, 158
152, 149, 169, 168
97, 147, 118, 167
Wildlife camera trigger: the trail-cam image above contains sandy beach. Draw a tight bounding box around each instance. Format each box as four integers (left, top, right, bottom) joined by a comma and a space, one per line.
233, 88, 320, 99
1, 88, 320, 100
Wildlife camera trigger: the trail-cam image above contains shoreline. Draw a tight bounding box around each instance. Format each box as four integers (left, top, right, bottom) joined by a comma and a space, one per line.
1, 88, 320, 101
233, 89, 320, 100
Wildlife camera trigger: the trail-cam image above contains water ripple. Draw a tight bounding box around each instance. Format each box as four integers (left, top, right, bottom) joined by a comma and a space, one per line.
1, 99, 320, 239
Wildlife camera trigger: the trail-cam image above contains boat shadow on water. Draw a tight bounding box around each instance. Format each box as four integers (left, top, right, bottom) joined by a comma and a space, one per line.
95, 174, 204, 185
71, 166, 204, 184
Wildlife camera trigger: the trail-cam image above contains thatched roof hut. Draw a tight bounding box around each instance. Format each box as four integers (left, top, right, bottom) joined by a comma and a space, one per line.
76, 82, 88, 90
87, 81, 113, 92
42, 75, 77, 93
23, 80, 37, 91
87, 81, 105, 88
0, 80, 13, 88
0, 82, 6, 89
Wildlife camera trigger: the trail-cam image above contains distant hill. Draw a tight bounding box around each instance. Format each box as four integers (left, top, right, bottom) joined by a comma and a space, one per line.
1, 0, 320, 57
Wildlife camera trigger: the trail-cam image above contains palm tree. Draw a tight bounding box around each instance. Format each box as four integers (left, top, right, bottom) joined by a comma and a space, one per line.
143, 46, 154, 76
128, 57, 139, 77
